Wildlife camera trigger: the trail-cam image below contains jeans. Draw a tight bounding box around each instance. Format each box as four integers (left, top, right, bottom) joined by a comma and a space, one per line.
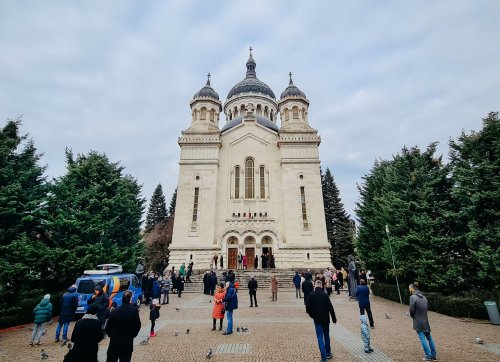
55, 321, 70, 340
417, 331, 437, 359
272, 292, 277, 301
162, 290, 169, 304
249, 290, 258, 307
295, 287, 302, 298
314, 323, 331, 360
359, 304, 374, 327
31, 322, 46, 343
226, 310, 233, 332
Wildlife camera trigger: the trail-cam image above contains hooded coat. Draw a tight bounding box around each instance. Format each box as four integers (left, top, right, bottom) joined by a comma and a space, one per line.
223, 283, 238, 311
67, 315, 104, 362
89, 285, 109, 322
59, 286, 79, 323
33, 298, 52, 324
302, 278, 314, 305
409, 290, 431, 332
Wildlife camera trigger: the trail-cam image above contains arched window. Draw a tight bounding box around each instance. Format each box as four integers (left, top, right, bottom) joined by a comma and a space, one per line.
259, 165, 265, 198
292, 106, 299, 119
301, 108, 306, 120
210, 110, 215, 122
200, 107, 207, 120
234, 106, 238, 117
270, 111, 274, 121
284, 109, 289, 121
256, 104, 262, 115
245, 158, 254, 199
234, 166, 240, 199
264, 106, 269, 118
240, 104, 245, 114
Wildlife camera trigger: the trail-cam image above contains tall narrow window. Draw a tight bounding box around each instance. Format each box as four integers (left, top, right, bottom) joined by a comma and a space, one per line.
235, 166, 240, 199
192, 187, 199, 222
245, 158, 254, 198
293, 106, 299, 119
259, 166, 265, 198
300, 186, 308, 228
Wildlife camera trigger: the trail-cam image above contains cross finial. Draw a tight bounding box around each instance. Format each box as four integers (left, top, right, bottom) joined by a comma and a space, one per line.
206, 72, 211, 85
289, 72, 293, 85
249, 46, 253, 57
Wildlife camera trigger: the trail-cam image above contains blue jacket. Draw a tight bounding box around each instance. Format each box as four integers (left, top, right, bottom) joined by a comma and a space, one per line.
293, 273, 301, 288
223, 283, 238, 311
59, 286, 78, 323
151, 281, 161, 298
355, 284, 371, 307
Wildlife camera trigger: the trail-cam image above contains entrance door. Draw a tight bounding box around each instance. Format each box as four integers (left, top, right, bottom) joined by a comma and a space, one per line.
228, 248, 238, 270
262, 247, 273, 268
245, 248, 255, 270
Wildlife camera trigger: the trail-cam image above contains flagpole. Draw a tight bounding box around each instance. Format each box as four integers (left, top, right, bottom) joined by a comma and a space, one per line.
385, 225, 403, 305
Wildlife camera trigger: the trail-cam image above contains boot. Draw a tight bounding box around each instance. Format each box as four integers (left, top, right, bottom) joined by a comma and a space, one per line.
212, 319, 216, 331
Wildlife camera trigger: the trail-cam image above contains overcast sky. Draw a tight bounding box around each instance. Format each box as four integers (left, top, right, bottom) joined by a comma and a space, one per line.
1, 1, 499, 219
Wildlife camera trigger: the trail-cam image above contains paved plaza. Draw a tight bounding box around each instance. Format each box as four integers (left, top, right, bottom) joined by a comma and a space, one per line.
1, 289, 499, 361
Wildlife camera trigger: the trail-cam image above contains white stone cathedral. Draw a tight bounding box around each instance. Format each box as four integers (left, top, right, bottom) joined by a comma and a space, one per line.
168, 50, 331, 270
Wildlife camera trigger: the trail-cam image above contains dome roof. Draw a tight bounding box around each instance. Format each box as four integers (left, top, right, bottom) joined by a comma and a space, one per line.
280, 73, 306, 100
221, 114, 279, 133
193, 73, 219, 100
227, 52, 275, 100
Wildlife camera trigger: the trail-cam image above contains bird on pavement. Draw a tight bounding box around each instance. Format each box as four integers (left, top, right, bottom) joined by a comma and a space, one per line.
40, 349, 49, 359
206, 348, 213, 358
241, 327, 248, 332
475, 337, 485, 344
385, 313, 391, 319
175, 307, 180, 311
174, 330, 179, 336
186, 329, 190, 334
139, 337, 149, 345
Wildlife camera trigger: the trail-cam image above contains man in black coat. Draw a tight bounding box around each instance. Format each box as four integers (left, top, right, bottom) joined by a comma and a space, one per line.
209, 271, 218, 295
248, 276, 258, 307
66, 304, 104, 362
302, 275, 314, 305
105, 291, 141, 362
306, 280, 337, 361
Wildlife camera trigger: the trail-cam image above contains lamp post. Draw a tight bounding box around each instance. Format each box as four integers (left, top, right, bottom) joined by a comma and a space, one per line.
385, 225, 403, 305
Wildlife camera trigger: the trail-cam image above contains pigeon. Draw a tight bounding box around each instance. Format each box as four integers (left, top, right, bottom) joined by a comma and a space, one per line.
241, 327, 248, 332
175, 307, 180, 311
40, 349, 49, 359
206, 348, 213, 358
139, 337, 149, 345
174, 330, 179, 336
385, 313, 391, 319
475, 337, 485, 344
186, 329, 190, 334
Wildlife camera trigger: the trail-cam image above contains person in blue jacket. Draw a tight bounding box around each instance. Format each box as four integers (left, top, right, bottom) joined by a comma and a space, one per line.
355, 279, 374, 328
222, 281, 238, 335
293, 271, 302, 298
55, 285, 79, 343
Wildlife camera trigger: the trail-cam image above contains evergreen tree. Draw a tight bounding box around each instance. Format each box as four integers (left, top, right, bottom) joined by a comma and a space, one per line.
144, 215, 174, 272
168, 187, 177, 215
322, 168, 355, 268
145, 184, 168, 232
449, 112, 500, 290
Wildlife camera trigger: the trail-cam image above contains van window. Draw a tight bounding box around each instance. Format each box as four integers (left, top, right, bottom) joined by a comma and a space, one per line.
119, 277, 130, 291
78, 279, 105, 294
132, 276, 139, 288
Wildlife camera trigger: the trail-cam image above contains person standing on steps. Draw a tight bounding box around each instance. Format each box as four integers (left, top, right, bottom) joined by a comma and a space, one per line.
409, 283, 437, 362
238, 253, 242, 270
271, 275, 278, 301
306, 280, 337, 361
254, 255, 258, 269
242, 255, 247, 270
220, 254, 224, 270
222, 281, 238, 335
356, 279, 374, 328
293, 271, 302, 298
248, 275, 258, 307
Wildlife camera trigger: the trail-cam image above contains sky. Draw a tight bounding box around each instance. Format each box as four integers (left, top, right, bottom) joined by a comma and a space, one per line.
1, 1, 499, 219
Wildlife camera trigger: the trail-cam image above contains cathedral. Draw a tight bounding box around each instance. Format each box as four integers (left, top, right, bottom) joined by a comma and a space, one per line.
168, 50, 331, 270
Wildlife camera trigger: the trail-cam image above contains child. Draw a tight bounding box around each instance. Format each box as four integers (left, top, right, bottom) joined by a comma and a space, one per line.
30, 294, 52, 346
212, 283, 226, 331
360, 314, 374, 353
149, 299, 161, 337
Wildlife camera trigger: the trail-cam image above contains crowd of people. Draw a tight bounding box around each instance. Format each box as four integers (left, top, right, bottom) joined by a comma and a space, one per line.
27, 259, 437, 362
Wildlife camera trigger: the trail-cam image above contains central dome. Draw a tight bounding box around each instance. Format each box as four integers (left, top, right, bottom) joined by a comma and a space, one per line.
227, 53, 275, 100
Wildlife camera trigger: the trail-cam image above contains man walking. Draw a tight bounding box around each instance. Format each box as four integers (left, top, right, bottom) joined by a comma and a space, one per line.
55, 285, 78, 343
293, 271, 302, 298
355, 279, 374, 328
409, 283, 437, 361
105, 291, 141, 362
248, 275, 258, 307
222, 281, 238, 335
306, 280, 337, 361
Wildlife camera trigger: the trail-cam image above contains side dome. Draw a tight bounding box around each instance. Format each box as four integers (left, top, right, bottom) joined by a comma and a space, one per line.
193, 73, 219, 100
280, 73, 306, 99
227, 52, 275, 99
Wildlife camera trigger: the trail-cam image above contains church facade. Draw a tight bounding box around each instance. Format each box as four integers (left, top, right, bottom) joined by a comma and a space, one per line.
168, 51, 331, 270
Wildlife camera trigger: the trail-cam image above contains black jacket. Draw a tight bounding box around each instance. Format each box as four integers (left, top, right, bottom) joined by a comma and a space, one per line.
68, 316, 104, 362
105, 303, 141, 352
302, 279, 314, 305
306, 288, 337, 326
248, 278, 258, 291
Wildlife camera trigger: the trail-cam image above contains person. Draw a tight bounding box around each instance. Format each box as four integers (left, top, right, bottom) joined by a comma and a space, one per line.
242, 255, 247, 270
325, 273, 333, 296
306, 280, 337, 361
238, 253, 242, 270
360, 314, 373, 354
212, 283, 226, 331
30, 294, 52, 346
222, 281, 238, 335
186, 261, 194, 282
179, 263, 186, 277
161, 273, 171, 304
347, 255, 358, 299
254, 255, 258, 269
141, 274, 149, 300
271, 275, 278, 301
334, 270, 342, 294
359, 270, 367, 285
302, 274, 314, 305
340, 267, 347, 289
177, 275, 185, 297
409, 283, 437, 361
209, 271, 218, 295
135, 259, 145, 280
220, 254, 224, 269
149, 299, 161, 337
293, 271, 302, 298
203, 271, 210, 294
214, 254, 218, 269
105, 291, 141, 362
55, 285, 79, 343
88, 285, 109, 330
355, 279, 374, 328
270, 254, 275, 268
65, 304, 104, 362
151, 278, 161, 303
248, 275, 258, 307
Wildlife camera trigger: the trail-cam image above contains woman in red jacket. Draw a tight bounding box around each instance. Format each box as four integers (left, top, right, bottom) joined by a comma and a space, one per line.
212, 283, 226, 331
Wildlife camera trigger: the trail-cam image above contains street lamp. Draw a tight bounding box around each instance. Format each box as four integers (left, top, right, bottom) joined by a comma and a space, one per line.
385, 225, 403, 305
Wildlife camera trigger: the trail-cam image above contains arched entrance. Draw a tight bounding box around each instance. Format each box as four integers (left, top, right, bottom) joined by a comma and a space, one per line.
261, 235, 275, 268
227, 236, 238, 270
244, 236, 256, 270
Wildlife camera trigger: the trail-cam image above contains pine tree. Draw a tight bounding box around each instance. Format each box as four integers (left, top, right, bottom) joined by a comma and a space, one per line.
322, 168, 355, 268
168, 188, 177, 215
145, 184, 168, 232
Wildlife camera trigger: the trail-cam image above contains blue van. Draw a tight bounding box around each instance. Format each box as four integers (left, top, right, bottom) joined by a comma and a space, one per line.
75, 264, 142, 314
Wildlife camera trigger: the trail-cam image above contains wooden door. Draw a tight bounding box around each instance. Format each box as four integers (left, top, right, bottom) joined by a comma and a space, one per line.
228, 248, 238, 270
245, 248, 255, 270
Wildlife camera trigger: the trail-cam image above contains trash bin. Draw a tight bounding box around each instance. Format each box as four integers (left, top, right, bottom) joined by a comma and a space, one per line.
484, 301, 500, 325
